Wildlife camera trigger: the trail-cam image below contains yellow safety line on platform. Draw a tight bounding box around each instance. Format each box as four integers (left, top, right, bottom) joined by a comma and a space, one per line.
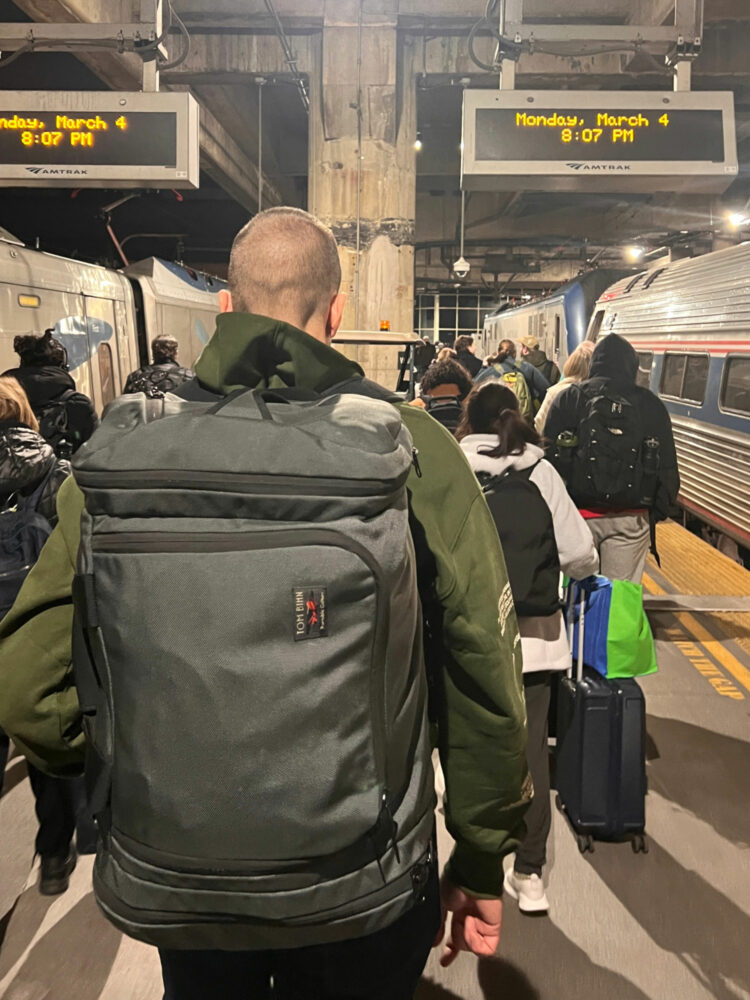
643, 573, 750, 695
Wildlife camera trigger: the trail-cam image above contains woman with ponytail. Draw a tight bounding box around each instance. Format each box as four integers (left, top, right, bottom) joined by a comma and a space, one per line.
457, 382, 598, 915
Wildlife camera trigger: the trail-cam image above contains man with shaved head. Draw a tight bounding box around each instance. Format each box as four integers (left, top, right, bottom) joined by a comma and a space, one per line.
0, 207, 529, 999
227, 207, 344, 330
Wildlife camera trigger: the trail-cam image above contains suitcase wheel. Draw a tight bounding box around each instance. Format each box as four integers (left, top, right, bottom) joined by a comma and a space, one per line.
631, 834, 648, 854
576, 833, 594, 854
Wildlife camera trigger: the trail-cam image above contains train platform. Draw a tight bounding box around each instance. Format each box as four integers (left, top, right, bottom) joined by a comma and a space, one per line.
1, 523, 748, 1000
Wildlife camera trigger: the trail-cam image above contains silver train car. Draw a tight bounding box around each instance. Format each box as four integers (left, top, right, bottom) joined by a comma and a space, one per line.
586, 242, 750, 554
0, 232, 225, 408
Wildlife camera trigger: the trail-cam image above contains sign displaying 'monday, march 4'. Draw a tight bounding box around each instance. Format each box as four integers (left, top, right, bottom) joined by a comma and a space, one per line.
0, 91, 199, 189
462, 90, 737, 194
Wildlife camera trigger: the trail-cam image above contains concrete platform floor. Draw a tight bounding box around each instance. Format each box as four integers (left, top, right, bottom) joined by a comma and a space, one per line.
2, 621, 749, 999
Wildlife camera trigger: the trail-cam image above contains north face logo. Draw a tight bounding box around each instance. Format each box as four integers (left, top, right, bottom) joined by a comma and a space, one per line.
293, 587, 328, 640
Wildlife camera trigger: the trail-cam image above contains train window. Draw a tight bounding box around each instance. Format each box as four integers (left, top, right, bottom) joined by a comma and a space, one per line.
18, 293, 40, 308
660, 354, 685, 397
588, 310, 605, 341
636, 352, 653, 388
660, 352, 709, 403
682, 355, 709, 403
98, 342, 116, 409
554, 315, 561, 355
721, 357, 750, 416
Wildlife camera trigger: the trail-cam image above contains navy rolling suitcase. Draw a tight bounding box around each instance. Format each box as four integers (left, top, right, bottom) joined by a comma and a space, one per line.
556, 591, 648, 854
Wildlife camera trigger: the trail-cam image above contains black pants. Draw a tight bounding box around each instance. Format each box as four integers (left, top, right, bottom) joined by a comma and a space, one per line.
1, 726, 92, 857
514, 672, 552, 877
160, 864, 440, 1000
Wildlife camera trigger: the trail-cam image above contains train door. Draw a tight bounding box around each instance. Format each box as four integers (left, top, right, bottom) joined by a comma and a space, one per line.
114, 295, 137, 389
83, 297, 120, 411
0, 282, 95, 399
554, 314, 561, 364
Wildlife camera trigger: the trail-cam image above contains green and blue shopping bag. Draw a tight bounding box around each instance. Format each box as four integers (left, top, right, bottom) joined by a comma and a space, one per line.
568, 575, 658, 680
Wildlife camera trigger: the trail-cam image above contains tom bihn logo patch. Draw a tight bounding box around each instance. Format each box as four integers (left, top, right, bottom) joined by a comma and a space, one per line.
293, 587, 328, 640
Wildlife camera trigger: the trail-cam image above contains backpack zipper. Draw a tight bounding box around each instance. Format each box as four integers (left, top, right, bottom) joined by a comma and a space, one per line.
75, 468, 409, 498
91, 526, 391, 802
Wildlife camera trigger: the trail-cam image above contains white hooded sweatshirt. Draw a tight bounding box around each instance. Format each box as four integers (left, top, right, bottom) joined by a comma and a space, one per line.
460, 437, 599, 673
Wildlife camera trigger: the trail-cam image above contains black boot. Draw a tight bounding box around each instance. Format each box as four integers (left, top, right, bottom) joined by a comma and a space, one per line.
39, 849, 77, 896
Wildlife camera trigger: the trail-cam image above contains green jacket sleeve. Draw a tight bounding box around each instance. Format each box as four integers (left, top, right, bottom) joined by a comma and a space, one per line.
0, 475, 85, 776
399, 406, 531, 897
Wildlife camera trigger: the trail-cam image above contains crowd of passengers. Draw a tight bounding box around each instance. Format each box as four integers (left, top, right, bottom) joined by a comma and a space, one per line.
0, 207, 678, 1000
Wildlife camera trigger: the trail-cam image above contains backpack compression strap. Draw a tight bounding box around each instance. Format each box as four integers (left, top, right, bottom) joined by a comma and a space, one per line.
477, 460, 540, 494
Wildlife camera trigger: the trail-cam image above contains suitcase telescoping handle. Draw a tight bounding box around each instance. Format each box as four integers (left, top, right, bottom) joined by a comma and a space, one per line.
566, 584, 585, 683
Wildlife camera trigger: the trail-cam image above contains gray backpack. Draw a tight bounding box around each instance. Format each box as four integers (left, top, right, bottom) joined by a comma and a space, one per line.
71, 389, 435, 950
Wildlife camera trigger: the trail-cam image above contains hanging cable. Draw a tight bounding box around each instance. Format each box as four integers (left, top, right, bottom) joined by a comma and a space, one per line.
468, 0, 520, 74
263, 0, 309, 113
157, 1, 191, 71
257, 78, 265, 212
354, 0, 364, 330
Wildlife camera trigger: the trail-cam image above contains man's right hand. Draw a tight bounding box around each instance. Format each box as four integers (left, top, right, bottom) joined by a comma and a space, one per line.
435, 877, 503, 968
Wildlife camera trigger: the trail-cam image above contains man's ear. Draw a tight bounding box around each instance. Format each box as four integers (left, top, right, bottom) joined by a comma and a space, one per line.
325, 293, 347, 344
218, 289, 234, 314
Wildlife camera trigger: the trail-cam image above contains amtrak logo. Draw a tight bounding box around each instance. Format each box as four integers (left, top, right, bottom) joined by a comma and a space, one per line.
566, 162, 631, 172
25, 166, 89, 176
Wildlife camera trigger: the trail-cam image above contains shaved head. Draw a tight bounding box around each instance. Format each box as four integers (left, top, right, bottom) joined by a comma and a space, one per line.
228, 207, 342, 329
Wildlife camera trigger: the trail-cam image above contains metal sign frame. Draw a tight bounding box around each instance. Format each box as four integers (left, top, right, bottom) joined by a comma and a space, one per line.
461, 89, 737, 194
0, 91, 199, 189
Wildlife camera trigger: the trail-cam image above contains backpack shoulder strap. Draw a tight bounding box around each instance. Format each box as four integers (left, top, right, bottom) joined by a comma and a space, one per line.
323, 375, 401, 403
17, 462, 57, 515
479, 459, 540, 493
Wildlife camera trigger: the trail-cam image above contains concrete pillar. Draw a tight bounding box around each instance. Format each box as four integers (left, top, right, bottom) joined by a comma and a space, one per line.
308, 1, 417, 387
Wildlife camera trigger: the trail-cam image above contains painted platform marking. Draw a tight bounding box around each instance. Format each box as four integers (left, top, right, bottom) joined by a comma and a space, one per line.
643, 574, 747, 700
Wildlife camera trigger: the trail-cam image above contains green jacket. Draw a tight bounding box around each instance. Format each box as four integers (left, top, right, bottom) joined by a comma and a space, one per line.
0, 313, 530, 896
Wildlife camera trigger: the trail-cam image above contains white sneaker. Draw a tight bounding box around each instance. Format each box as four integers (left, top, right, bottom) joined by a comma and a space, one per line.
503, 868, 549, 913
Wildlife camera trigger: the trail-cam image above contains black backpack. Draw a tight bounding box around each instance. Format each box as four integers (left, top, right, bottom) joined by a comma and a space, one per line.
125, 364, 196, 399
562, 384, 660, 510
423, 394, 463, 433
36, 390, 76, 459
0, 470, 54, 618
540, 358, 557, 384
478, 462, 561, 617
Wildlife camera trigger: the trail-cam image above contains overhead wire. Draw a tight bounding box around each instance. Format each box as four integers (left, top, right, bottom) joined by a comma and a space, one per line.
0, 2, 189, 72
466, 0, 670, 75
157, 1, 191, 72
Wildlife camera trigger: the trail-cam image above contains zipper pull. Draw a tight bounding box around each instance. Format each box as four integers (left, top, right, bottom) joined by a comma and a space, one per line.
382, 792, 401, 864
412, 448, 422, 478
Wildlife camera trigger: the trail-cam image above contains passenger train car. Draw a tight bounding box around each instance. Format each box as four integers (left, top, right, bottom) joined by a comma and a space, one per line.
480, 269, 632, 366
0, 232, 225, 409
587, 242, 750, 554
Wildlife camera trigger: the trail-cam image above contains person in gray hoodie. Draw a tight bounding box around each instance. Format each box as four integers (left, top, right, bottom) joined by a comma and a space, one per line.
458, 382, 599, 914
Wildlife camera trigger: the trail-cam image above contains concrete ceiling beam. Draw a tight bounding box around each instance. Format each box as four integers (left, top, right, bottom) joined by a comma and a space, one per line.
12, 0, 280, 211
627, 0, 678, 27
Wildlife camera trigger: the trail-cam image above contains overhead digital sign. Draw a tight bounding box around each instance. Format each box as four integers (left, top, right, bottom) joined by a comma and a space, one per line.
462, 91, 737, 194
0, 92, 199, 189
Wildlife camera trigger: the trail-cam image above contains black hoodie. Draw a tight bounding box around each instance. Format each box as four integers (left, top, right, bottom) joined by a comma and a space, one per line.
543, 334, 680, 518
2, 365, 98, 454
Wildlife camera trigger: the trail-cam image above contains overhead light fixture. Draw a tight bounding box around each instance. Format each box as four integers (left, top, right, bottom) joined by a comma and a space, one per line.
625, 245, 645, 261
727, 211, 746, 228
414, 132, 423, 152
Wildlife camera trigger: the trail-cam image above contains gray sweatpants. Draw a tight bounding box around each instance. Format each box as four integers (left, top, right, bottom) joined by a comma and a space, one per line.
586, 513, 650, 584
